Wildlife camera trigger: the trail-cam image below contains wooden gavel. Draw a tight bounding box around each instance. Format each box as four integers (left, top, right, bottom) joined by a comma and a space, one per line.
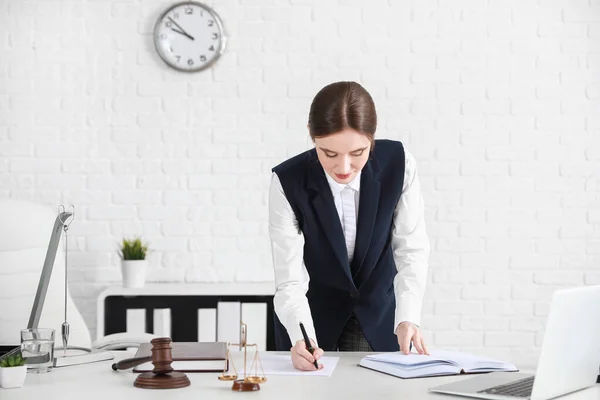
112, 337, 190, 390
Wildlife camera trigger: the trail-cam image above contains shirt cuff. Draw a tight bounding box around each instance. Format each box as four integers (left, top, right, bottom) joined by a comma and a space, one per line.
289, 322, 318, 347
394, 292, 423, 333
274, 292, 318, 347
281, 313, 318, 347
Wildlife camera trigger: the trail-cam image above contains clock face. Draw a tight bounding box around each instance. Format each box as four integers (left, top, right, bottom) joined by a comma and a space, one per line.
154, 2, 226, 72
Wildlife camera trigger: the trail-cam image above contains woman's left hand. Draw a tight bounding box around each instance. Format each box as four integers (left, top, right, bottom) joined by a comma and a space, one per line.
395, 321, 429, 355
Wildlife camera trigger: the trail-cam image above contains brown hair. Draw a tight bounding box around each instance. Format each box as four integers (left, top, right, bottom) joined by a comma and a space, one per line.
308, 81, 377, 146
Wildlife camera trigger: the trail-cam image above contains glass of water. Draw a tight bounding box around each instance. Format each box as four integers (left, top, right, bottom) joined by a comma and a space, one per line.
20, 328, 55, 373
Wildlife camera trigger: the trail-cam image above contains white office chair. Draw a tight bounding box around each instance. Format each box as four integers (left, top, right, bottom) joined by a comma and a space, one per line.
0, 198, 91, 349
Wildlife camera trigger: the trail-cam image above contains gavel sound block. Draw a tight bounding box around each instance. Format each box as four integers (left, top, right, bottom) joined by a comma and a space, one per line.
133, 337, 191, 389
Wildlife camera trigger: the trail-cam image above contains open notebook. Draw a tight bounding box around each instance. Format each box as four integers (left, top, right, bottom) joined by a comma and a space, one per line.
359, 350, 518, 379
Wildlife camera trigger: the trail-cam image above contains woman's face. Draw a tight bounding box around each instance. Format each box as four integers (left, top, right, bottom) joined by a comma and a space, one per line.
313, 128, 372, 184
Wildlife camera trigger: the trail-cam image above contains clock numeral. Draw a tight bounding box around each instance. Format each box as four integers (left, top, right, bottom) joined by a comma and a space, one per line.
209, 45, 215, 51
185, 7, 193, 14
173, 12, 179, 19
176, 55, 181, 63
187, 58, 194, 66
208, 20, 214, 27
160, 33, 167, 40
200, 55, 207, 62
165, 21, 172, 28
212, 33, 219, 40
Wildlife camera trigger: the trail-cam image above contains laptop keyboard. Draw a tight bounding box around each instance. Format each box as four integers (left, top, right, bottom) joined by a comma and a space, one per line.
477, 376, 535, 398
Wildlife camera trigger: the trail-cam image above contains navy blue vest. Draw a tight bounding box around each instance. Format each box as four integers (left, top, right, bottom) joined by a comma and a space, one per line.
271, 139, 406, 352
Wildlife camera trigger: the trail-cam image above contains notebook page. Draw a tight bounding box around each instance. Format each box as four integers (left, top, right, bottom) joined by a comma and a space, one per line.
359, 358, 461, 378
459, 353, 518, 373
419, 350, 517, 372
417, 350, 516, 371
363, 351, 461, 367
363, 350, 516, 372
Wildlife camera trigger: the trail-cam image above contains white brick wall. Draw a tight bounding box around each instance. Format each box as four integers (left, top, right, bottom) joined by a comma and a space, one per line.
1, 0, 599, 366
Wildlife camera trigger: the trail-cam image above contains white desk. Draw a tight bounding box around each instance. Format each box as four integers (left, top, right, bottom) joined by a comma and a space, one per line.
2, 351, 599, 400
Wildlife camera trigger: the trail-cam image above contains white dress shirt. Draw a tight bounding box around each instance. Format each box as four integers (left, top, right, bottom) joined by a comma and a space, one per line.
268, 147, 430, 346
324, 170, 361, 263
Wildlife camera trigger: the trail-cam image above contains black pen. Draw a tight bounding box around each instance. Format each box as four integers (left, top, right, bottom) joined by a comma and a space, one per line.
299, 322, 319, 370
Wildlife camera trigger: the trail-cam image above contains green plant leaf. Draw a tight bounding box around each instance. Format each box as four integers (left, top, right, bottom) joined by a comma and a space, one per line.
118, 236, 149, 260
1, 351, 25, 367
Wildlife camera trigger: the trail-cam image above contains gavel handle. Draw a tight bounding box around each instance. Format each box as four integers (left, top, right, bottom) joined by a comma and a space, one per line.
111, 356, 152, 371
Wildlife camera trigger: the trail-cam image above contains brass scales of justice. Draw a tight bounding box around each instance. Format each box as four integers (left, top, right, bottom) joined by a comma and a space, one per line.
218, 322, 267, 391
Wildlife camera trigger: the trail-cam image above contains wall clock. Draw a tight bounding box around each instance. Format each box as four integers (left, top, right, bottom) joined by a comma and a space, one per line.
153, 1, 227, 72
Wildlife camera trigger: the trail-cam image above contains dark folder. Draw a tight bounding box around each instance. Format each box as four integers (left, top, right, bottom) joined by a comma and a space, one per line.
132, 342, 227, 373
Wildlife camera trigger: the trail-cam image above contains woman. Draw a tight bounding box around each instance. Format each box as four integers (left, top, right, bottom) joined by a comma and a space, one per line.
268, 81, 430, 371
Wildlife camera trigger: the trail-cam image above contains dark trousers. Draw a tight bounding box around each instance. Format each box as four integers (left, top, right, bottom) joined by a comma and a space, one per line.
336, 314, 373, 351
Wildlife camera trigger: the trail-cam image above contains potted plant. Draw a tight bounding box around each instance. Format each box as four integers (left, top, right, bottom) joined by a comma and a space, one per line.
0, 351, 27, 389
118, 237, 150, 288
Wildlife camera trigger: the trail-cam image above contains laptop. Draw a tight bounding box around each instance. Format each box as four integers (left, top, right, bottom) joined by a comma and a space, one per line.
429, 285, 600, 400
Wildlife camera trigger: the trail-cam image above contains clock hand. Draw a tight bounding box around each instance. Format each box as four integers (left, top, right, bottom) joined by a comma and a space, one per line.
168, 16, 194, 40
171, 27, 194, 41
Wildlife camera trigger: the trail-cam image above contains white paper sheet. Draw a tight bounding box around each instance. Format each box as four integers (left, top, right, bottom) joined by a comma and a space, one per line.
256, 354, 339, 377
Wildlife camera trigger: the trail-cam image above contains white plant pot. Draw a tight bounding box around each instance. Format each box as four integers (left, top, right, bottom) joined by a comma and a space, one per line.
0, 366, 27, 389
120, 260, 147, 288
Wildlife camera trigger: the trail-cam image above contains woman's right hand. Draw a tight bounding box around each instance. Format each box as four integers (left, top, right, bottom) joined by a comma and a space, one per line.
291, 339, 324, 371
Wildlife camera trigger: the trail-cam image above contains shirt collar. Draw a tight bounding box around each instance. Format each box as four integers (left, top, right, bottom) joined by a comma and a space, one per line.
323, 169, 361, 195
